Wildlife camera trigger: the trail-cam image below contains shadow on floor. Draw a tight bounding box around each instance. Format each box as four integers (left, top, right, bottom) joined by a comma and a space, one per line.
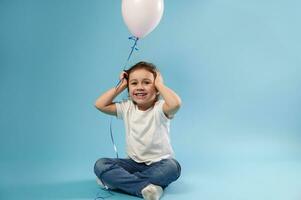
0, 179, 189, 200
0, 179, 133, 200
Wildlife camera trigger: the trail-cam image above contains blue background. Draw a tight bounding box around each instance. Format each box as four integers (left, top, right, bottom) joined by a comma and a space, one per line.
1, 0, 300, 199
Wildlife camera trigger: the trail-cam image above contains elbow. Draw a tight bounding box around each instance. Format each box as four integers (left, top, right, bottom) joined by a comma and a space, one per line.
94, 101, 104, 111
94, 101, 100, 108
171, 99, 181, 111
175, 97, 182, 109
174, 102, 181, 111
94, 104, 100, 110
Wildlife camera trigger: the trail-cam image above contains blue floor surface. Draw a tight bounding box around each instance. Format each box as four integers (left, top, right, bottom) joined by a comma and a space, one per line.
1, 133, 300, 200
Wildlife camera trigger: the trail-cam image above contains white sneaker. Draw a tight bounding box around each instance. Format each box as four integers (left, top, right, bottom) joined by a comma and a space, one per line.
96, 177, 106, 189
141, 184, 163, 200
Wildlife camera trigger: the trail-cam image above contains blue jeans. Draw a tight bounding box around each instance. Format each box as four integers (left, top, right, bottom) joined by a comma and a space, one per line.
94, 157, 181, 198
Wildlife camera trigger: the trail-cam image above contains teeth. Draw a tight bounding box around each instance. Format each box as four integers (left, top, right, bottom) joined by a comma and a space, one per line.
135, 93, 146, 96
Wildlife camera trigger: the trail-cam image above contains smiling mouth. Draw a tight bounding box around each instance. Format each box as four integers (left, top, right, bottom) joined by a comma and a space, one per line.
134, 92, 147, 98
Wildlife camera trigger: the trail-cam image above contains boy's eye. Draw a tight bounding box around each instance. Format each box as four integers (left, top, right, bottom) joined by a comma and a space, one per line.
131, 82, 137, 85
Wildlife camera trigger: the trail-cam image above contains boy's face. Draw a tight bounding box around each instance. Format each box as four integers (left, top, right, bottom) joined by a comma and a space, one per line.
128, 69, 157, 110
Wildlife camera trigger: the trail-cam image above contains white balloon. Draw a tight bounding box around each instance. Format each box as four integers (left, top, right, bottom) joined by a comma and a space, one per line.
122, 0, 164, 38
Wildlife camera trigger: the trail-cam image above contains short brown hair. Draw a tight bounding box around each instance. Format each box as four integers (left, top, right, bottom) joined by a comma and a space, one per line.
125, 61, 157, 80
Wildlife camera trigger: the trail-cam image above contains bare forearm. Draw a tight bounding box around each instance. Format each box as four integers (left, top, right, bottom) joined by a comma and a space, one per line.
95, 84, 127, 108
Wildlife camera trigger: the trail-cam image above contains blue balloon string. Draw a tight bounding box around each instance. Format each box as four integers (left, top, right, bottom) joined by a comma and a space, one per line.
109, 36, 139, 160
115, 36, 139, 88
124, 36, 139, 70
97, 36, 140, 198
110, 117, 118, 158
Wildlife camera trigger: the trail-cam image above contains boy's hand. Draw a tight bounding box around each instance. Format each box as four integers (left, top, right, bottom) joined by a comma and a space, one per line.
155, 70, 164, 88
119, 71, 128, 88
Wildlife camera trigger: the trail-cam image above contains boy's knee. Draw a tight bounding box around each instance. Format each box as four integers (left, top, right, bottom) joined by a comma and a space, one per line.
153, 158, 181, 183
94, 158, 112, 177
166, 159, 181, 180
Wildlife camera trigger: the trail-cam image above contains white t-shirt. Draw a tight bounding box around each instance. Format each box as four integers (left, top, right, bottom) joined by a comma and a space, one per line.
116, 99, 174, 165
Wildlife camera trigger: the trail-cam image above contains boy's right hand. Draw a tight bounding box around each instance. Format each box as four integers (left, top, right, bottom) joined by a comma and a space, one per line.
119, 71, 128, 87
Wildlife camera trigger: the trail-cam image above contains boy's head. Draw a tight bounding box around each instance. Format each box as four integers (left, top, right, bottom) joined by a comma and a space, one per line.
125, 61, 160, 110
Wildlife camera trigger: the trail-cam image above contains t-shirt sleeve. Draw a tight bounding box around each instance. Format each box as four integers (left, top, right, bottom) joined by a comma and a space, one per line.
115, 100, 130, 120
156, 100, 173, 121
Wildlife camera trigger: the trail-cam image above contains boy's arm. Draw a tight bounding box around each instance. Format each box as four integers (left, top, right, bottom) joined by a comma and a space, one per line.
155, 72, 181, 118
95, 72, 128, 116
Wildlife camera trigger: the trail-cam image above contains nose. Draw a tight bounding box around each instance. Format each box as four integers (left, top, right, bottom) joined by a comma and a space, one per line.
137, 83, 145, 90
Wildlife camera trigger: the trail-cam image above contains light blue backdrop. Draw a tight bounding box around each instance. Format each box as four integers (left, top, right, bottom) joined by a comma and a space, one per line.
1, 0, 300, 200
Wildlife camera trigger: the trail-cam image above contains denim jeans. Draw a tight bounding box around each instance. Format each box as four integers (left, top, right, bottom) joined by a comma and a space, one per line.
94, 157, 181, 198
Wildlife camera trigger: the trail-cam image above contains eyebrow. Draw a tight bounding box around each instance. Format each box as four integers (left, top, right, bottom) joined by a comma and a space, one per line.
129, 78, 152, 83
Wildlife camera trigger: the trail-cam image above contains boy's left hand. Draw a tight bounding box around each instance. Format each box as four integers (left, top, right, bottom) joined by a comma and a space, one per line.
155, 71, 164, 88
